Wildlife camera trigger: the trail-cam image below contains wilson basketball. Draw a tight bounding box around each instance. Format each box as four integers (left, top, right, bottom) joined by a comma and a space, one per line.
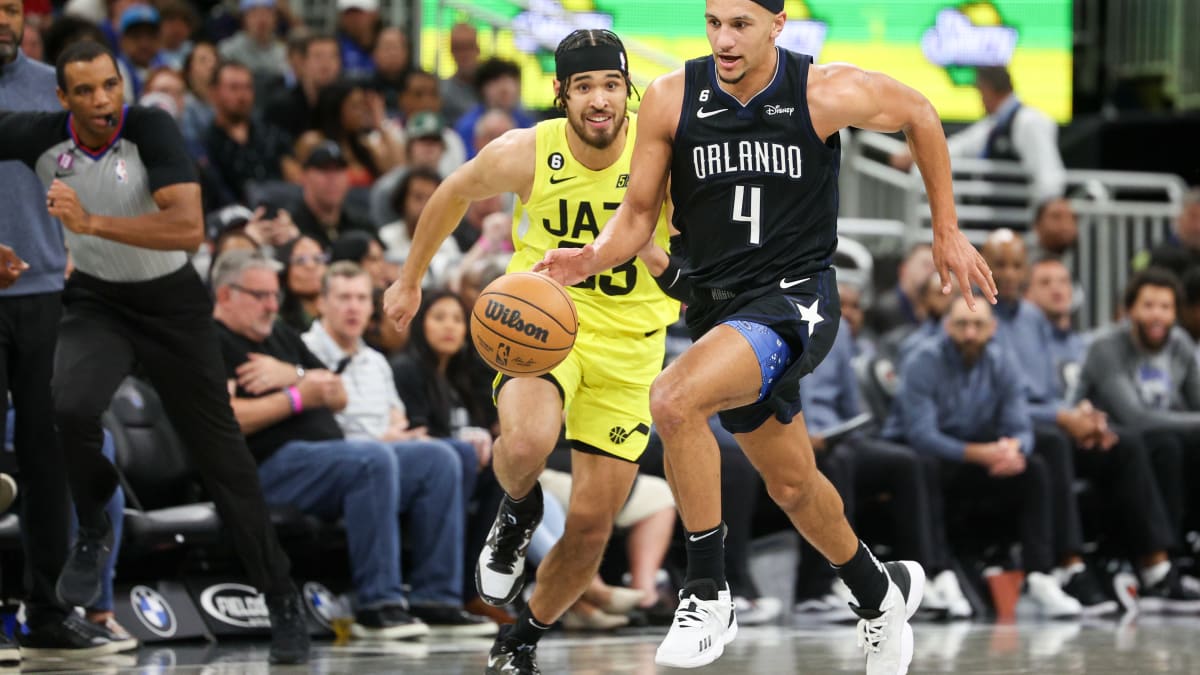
470, 272, 578, 377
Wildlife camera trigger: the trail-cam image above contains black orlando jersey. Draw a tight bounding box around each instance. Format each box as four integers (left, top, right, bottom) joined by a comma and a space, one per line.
670, 48, 840, 294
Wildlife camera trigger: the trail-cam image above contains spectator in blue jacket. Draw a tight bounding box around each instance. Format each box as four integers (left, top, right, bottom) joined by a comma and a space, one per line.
796, 318, 969, 618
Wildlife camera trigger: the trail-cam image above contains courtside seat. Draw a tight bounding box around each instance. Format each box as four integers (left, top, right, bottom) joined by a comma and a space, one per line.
852, 354, 898, 422
107, 378, 329, 550
0, 513, 20, 551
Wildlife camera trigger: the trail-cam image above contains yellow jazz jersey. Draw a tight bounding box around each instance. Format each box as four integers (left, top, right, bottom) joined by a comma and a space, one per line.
509, 115, 679, 336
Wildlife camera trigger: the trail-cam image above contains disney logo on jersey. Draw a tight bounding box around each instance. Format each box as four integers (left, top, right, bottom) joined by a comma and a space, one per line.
764, 104, 794, 117
692, 141, 803, 180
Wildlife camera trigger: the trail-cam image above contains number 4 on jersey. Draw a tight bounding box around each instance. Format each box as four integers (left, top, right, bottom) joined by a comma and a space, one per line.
732, 184, 762, 245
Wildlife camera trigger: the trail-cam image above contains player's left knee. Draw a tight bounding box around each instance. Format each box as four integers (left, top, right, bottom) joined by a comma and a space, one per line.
564, 510, 616, 552
649, 379, 694, 434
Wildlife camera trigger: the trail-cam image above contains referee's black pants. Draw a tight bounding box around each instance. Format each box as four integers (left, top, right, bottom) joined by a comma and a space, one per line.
0, 291, 72, 622
51, 265, 292, 595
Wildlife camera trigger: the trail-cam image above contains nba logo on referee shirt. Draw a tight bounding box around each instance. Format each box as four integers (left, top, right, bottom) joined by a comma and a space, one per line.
55, 152, 74, 177
115, 159, 128, 184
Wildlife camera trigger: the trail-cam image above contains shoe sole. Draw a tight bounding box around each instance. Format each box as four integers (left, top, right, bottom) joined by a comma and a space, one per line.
351, 622, 431, 640
20, 641, 122, 660
1079, 601, 1120, 618
889, 560, 925, 675
0, 646, 18, 664
106, 636, 139, 652
1139, 597, 1200, 614
425, 623, 501, 638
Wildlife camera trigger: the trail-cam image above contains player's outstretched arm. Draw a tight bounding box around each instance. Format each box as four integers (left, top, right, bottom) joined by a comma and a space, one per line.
535, 73, 680, 286
384, 127, 535, 331
808, 64, 997, 307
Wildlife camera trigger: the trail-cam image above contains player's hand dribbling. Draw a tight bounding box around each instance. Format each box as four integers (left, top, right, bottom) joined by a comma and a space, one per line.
0, 244, 30, 289
934, 227, 997, 310
46, 180, 92, 235
533, 244, 596, 286
383, 280, 422, 333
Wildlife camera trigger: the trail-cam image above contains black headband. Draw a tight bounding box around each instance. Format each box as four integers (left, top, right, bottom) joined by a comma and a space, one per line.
750, 0, 784, 11
556, 43, 628, 83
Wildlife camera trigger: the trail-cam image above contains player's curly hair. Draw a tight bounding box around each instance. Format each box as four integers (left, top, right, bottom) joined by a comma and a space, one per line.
553, 29, 636, 111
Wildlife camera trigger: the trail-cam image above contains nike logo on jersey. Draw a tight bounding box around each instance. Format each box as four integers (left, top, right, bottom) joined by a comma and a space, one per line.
549, 175, 577, 184
696, 107, 728, 119
779, 277, 810, 289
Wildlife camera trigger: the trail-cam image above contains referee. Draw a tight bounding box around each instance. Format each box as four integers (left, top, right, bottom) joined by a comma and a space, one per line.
0, 41, 308, 664
2, 4, 115, 658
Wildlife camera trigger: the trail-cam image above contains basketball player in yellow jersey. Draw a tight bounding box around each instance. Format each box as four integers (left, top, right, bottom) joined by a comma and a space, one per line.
383, 29, 678, 674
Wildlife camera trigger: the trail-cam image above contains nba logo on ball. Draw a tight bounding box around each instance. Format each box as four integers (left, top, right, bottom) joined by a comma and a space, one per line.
470, 272, 578, 377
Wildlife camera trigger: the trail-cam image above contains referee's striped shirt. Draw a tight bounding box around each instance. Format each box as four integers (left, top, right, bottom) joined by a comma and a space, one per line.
0, 105, 197, 282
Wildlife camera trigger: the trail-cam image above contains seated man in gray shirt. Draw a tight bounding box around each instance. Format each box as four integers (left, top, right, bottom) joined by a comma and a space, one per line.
989, 239, 1186, 614
1074, 268, 1200, 610
1027, 259, 1197, 612
882, 296, 1084, 618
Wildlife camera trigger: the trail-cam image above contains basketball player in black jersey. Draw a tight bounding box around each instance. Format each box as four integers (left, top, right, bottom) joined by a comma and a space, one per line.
537, 1, 996, 672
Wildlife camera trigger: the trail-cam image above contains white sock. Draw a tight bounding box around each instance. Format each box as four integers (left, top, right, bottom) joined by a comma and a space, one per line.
1142, 560, 1171, 587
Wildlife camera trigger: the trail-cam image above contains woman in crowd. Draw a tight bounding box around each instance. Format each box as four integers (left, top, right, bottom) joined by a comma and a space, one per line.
296, 81, 403, 188
180, 40, 218, 152
276, 236, 328, 332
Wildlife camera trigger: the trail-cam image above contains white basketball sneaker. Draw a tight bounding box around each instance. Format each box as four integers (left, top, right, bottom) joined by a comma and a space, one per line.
654, 580, 738, 668
851, 560, 925, 675
476, 485, 543, 606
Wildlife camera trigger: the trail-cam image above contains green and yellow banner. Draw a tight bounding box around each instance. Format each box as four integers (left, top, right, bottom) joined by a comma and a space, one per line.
420, 0, 1072, 122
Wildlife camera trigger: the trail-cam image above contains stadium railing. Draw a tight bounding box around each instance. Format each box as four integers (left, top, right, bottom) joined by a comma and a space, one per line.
840, 130, 1187, 328
1105, 0, 1200, 111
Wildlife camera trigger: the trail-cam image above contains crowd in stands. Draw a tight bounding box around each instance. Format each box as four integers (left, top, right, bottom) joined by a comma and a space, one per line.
8, 0, 1200, 640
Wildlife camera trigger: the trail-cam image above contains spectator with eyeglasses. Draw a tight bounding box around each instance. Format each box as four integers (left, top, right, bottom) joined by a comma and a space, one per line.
211, 249, 450, 640
276, 236, 329, 332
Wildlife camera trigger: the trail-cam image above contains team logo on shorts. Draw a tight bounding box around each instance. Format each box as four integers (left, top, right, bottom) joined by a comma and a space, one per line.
608, 423, 650, 445
115, 158, 128, 184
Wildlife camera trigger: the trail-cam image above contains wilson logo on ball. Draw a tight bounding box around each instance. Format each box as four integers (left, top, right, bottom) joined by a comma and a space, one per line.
484, 300, 550, 343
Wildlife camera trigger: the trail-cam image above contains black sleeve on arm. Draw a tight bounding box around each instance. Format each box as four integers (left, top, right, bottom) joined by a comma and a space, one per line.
653, 234, 694, 303
0, 111, 67, 168
654, 256, 694, 303
122, 107, 198, 192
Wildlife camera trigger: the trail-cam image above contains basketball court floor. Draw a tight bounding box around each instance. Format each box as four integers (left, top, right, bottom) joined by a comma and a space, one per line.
8, 616, 1200, 674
